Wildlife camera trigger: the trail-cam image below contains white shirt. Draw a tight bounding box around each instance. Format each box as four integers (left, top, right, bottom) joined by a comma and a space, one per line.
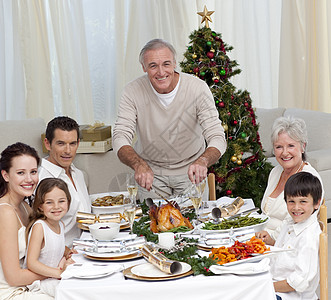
261, 162, 324, 239
271, 211, 321, 300
150, 75, 181, 107
38, 158, 90, 247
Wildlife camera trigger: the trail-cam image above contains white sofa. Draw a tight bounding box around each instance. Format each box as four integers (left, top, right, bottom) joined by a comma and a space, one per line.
255, 107, 331, 219
1, 109, 330, 218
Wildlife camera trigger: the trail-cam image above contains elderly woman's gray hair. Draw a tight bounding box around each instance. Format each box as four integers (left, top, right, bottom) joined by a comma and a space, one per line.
139, 39, 177, 67
271, 116, 308, 160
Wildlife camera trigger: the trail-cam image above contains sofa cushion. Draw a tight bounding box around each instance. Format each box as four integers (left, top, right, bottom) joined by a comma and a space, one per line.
255, 107, 286, 157
306, 149, 331, 172
284, 108, 331, 152
0, 118, 46, 158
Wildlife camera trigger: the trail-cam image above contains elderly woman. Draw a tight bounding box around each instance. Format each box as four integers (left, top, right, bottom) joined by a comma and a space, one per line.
261, 116, 324, 239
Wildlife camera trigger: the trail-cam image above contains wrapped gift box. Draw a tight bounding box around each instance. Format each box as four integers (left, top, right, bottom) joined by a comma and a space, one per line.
76, 137, 112, 153
41, 133, 112, 154
81, 125, 111, 141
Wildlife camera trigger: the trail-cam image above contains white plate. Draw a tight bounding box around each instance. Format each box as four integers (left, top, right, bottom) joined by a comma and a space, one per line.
84, 249, 140, 258
90, 192, 130, 214
131, 262, 191, 278
73, 271, 114, 279
197, 214, 269, 234
221, 246, 281, 266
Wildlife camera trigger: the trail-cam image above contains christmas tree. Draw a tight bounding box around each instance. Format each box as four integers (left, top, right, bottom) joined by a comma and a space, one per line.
180, 7, 273, 207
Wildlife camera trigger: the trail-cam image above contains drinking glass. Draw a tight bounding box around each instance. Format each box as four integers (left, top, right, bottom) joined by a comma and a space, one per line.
126, 173, 138, 205
124, 198, 136, 235
196, 178, 208, 209
189, 185, 202, 225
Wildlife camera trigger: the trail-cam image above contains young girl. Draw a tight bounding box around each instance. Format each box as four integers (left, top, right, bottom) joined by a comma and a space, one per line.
25, 178, 76, 297
256, 171, 322, 300
0, 142, 53, 299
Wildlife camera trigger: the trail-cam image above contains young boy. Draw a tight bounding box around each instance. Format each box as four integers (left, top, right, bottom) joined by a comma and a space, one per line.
256, 171, 322, 300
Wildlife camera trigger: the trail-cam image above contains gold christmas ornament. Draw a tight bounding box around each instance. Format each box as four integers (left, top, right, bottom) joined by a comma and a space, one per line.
222, 124, 228, 131
197, 5, 214, 28
192, 53, 197, 59
237, 160, 243, 165
231, 156, 237, 162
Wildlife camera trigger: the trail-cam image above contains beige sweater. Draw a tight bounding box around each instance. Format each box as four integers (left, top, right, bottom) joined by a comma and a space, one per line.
113, 72, 226, 176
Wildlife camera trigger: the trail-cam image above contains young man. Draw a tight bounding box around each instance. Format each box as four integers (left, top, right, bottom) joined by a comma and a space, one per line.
256, 172, 322, 300
39, 116, 90, 246
113, 39, 226, 200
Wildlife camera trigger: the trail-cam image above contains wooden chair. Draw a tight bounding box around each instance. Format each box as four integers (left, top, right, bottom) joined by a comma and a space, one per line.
208, 173, 216, 201
318, 199, 328, 300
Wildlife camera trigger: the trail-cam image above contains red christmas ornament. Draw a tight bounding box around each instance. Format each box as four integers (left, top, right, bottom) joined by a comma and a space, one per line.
214, 79, 219, 83
244, 102, 249, 107
227, 112, 231, 116
207, 51, 214, 59
193, 67, 199, 73
226, 190, 232, 195
233, 120, 238, 125
218, 102, 225, 108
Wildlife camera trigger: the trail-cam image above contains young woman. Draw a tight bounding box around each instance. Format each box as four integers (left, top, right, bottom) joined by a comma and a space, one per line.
0, 142, 52, 299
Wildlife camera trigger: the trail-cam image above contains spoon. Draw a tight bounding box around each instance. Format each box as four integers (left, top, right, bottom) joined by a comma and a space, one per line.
145, 198, 154, 207
211, 207, 221, 223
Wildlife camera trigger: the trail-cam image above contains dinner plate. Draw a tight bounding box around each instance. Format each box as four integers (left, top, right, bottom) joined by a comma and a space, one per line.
123, 262, 193, 281
72, 271, 115, 279
84, 251, 142, 261
78, 220, 130, 231
197, 214, 269, 234
131, 262, 191, 278
84, 248, 140, 258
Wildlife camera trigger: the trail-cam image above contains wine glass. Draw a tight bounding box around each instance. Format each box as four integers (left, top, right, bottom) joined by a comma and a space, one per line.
126, 173, 138, 205
189, 185, 202, 225
196, 178, 208, 209
124, 198, 136, 235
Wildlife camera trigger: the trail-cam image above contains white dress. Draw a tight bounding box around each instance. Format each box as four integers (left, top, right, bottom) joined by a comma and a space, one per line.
24, 220, 65, 298
261, 162, 324, 239
0, 203, 53, 300
38, 158, 90, 247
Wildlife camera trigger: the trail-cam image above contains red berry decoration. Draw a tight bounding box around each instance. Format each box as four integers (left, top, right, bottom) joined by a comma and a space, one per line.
207, 51, 214, 59
226, 190, 232, 195
193, 67, 199, 73
218, 102, 225, 108
244, 102, 249, 107
233, 120, 238, 125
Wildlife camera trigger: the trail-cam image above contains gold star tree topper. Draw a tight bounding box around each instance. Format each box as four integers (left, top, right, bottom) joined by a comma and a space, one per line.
197, 5, 214, 28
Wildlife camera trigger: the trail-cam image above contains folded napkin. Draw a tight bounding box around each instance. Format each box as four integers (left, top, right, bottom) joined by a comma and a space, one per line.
209, 258, 270, 275
61, 263, 123, 279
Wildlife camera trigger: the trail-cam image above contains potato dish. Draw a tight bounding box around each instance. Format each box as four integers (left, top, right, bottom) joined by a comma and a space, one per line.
92, 194, 125, 207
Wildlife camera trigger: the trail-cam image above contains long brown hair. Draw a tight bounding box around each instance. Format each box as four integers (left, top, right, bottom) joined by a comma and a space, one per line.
25, 178, 71, 243
0, 142, 40, 198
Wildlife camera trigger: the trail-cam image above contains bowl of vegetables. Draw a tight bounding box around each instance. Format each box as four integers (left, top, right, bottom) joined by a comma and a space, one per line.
197, 214, 269, 234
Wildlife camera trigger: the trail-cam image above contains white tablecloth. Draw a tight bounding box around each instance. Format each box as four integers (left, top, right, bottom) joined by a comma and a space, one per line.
55, 236, 277, 300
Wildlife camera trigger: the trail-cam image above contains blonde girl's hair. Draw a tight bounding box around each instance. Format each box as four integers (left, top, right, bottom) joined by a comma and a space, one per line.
25, 178, 71, 244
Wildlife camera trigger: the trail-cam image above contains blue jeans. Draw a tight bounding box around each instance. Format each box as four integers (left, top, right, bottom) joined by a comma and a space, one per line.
276, 295, 282, 300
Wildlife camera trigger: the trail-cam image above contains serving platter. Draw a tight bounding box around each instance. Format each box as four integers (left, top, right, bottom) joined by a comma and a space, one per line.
197, 214, 269, 234
123, 262, 193, 281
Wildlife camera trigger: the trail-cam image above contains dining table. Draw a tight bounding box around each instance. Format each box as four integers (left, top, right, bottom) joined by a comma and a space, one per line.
55, 232, 277, 300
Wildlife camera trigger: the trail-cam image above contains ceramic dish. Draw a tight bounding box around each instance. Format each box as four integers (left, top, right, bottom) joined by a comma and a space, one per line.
123, 262, 193, 281
90, 192, 130, 214
197, 214, 269, 234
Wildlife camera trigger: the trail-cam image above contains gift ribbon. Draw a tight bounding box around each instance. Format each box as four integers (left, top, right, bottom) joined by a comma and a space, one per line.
86, 121, 105, 132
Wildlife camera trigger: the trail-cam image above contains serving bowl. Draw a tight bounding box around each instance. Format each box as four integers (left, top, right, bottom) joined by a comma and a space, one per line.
90, 192, 131, 214
89, 222, 120, 240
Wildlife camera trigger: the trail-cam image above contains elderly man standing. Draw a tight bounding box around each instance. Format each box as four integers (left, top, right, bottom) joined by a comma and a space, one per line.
113, 39, 226, 200
39, 116, 90, 246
